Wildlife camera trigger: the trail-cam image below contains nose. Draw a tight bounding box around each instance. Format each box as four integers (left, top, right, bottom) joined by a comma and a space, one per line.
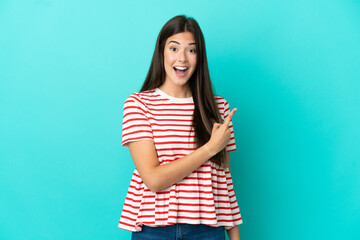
178, 49, 187, 62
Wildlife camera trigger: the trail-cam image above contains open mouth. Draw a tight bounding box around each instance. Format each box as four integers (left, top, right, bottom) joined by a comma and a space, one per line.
173, 66, 189, 77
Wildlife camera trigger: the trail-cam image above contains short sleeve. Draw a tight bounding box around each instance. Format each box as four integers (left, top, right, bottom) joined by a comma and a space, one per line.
223, 98, 237, 152
121, 94, 154, 148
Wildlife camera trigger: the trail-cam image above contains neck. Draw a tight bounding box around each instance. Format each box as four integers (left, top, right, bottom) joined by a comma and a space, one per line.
159, 82, 192, 98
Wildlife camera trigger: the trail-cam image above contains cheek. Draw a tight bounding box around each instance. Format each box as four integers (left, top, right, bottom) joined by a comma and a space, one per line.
164, 51, 175, 65
190, 56, 197, 68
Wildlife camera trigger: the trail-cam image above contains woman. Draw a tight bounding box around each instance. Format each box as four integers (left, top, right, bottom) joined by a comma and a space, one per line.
118, 15, 243, 240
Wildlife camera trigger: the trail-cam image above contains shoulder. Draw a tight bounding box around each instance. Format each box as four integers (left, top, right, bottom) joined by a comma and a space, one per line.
214, 94, 230, 107
214, 94, 232, 120
123, 89, 158, 106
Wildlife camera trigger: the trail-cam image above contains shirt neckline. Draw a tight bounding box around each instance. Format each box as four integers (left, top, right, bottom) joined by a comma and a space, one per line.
155, 87, 194, 103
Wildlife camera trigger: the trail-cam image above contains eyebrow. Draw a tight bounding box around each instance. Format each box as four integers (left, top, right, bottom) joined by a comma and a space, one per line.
168, 40, 196, 45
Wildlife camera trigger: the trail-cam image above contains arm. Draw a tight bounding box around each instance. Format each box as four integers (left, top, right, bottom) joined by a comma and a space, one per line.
227, 226, 240, 240
127, 108, 237, 193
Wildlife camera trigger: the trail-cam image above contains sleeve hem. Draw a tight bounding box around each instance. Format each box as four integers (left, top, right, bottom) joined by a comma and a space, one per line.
122, 138, 154, 148
226, 147, 237, 152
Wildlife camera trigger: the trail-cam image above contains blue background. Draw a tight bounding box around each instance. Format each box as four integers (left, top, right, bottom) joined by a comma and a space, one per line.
1, 0, 359, 239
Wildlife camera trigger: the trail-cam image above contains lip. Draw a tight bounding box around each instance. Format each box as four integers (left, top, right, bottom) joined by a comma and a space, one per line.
173, 67, 189, 72
173, 66, 189, 68
173, 66, 189, 78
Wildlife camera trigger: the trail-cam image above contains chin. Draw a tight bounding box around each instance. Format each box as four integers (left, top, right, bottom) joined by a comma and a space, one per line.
169, 76, 189, 85
174, 79, 190, 87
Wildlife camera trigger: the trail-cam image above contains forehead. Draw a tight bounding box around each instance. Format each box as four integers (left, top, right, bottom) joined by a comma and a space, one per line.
166, 32, 196, 44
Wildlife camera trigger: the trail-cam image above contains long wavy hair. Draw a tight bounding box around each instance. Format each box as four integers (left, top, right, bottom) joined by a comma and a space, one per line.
140, 15, 227, 167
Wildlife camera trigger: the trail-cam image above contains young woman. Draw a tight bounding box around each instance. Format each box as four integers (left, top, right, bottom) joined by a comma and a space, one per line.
118, 15, 243, 240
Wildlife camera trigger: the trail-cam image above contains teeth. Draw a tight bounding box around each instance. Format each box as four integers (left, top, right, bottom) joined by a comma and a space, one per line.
174, 66, 188, 70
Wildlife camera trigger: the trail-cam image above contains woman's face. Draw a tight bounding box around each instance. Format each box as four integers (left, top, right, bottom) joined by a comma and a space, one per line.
163, 32, 197, 88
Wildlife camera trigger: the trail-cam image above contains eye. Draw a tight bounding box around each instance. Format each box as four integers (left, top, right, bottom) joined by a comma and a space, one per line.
189, 48, 197, 54
170, 47, 177, 52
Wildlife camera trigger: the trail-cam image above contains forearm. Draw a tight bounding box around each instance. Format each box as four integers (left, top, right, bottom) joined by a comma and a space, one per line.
226, 226, 240, 240
150, 144, 214, 192
131, 112, 237, 193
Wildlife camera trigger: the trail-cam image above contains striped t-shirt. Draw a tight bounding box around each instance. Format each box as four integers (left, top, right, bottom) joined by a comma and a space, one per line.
118, 87, 243, 232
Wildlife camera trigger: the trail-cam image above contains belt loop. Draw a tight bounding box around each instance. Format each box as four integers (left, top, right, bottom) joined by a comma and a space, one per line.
176, 224, 179, 240
176, 224, 184, 240
183, 224, 186, 240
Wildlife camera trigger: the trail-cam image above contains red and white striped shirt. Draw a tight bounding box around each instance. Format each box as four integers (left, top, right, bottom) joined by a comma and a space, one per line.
118, 87, 243, 232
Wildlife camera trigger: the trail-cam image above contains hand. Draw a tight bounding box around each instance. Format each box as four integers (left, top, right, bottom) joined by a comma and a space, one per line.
206, 108, 237, 156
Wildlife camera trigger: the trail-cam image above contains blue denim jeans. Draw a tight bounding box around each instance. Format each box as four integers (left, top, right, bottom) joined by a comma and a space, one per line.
131, 224, 225, 240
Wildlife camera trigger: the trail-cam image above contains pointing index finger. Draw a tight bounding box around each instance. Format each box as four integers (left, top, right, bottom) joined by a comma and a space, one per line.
224, 108, 237, 126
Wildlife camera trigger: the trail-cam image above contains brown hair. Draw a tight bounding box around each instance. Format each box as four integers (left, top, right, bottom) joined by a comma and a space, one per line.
140, 15, 227, 167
